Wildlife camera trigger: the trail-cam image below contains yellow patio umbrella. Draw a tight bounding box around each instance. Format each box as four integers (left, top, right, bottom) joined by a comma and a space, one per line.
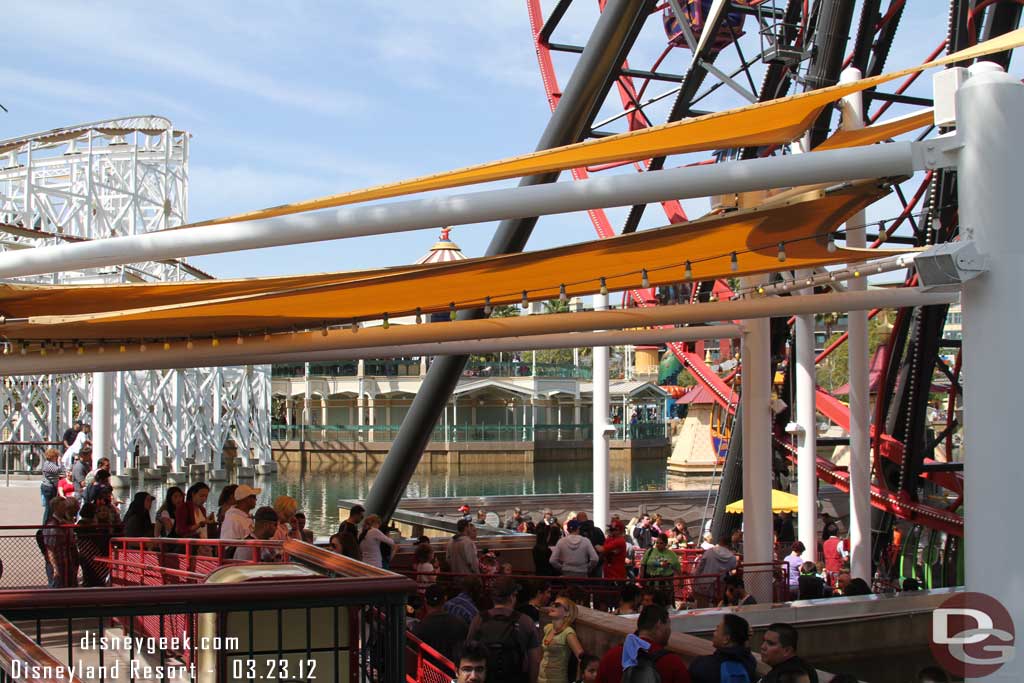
725, 490, 800, 514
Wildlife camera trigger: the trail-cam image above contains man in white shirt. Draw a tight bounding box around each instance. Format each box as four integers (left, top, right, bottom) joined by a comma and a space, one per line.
221, 484, 262, 545
62, 423, 91, 470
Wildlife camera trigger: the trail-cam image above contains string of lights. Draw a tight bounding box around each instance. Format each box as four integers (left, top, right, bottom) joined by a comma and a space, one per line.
0, 205, 944, 356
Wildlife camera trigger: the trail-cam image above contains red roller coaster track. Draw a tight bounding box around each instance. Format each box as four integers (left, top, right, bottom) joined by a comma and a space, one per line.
526, 0, 965, 537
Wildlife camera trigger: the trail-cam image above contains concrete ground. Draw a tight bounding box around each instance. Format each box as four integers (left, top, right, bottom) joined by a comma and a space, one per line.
0, 480, 45, 526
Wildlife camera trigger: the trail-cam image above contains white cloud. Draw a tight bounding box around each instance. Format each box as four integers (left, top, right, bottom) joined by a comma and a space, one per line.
2, 3, 369, 118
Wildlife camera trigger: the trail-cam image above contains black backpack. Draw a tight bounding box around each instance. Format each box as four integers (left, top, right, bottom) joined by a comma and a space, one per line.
475, 611, 526, 683
621, 648, 667, 683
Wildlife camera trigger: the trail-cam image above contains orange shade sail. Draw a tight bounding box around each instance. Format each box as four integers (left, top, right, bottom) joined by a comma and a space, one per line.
172, 30, 1023, 229
0, 181, 908, 342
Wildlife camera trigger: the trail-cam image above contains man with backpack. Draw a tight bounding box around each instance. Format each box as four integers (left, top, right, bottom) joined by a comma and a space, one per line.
595, 604, 690, 683
467, 576, 541, 683
688, 614, 758, 683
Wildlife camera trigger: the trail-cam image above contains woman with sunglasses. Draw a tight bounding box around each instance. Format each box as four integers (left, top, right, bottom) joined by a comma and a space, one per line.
538, 596, 584, 683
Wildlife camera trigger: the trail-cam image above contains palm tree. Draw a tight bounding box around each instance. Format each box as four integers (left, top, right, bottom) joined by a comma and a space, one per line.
542, 298, 571, 314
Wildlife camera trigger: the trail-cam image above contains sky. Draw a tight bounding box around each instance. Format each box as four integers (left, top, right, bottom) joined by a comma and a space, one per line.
2, 2, 1021, 281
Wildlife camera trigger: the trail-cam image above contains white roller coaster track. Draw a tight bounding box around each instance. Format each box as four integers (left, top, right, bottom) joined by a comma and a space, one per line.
0, 116, 271, 478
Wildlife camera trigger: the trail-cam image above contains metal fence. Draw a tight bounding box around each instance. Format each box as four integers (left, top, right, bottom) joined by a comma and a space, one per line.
271, 421, 668, 443
0, 538, 416, 683
0, 524, 122, 589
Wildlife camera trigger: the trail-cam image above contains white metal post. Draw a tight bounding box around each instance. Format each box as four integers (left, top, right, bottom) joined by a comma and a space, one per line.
958, 62, 1024, 682
92, 372, 114, 469
741, 277, 773, 600
592, 292, 611, 527
840, 67, 872, 582
795, 273, 819, 563
172, 370, 184, 475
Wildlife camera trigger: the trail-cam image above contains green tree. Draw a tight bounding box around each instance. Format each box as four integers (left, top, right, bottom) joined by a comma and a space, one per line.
816, 314, 893, 392
542, 298, 570, 314
491, 305, 520, 318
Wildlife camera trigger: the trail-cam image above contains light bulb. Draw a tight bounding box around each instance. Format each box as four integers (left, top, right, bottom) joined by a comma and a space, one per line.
449, 302, 457, 321
211, 336, 220, 348
163, 341, 171, 351
684, 261, 693, 281
119, 343, 126, 353
19, 343, 26, 355
730, 252, 738, 272
559, 284, 567, 303
415, 308, 423, 324
58, 345, 65, 355
139, 342, 146, 352
599, 277, 608, 296
264, 330, 271, 342
483, 297, 492, 316
827, 234, 837, 253
40, 345, 48, 357
186, 338, 194, 350
641, 269, 649, 288
236, 333, 243, 345
382, 313, 390, 330
777, 242, 786, 262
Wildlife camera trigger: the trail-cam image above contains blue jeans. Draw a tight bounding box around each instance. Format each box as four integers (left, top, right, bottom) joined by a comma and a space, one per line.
40, 484, 55, 524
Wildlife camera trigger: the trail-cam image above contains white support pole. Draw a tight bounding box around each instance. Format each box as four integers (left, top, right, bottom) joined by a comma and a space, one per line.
795, 274, 819, 563
212, 368, 223, 470
92, 372, 114, 467
172, 370, 184, 473
840, 67, 872, 583
741, 277, 773, 601
592, 292, 611, 527
0, 143, 919, 279
958, 62, 1024, 681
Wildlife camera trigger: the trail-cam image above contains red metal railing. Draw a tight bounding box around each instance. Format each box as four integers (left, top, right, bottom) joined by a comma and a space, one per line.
405, 632, 457, 683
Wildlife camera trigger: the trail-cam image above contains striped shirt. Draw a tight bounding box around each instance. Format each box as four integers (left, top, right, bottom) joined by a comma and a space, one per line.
41, 460, 64, 487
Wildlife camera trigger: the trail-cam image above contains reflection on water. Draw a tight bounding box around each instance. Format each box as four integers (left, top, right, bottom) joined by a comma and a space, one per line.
125, 455, 716, 536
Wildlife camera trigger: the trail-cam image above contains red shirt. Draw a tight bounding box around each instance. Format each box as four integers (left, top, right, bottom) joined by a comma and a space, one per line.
596, 643, 691, 683
603, 535, 628, 580
58, 478, 76, 497
823, 536, 846, 573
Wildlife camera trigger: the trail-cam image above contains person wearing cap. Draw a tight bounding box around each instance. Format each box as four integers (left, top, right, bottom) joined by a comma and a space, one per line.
602, 520, 629, 582
233, 506, 279, 562
220, 484, 261, 543
411, 584, 469, 663
459, 504, 473, 522
467, 576, 542, 683
550, 519, 598, 578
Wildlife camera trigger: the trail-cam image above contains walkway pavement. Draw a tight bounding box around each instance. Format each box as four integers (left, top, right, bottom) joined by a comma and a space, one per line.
0, 481, 43, 526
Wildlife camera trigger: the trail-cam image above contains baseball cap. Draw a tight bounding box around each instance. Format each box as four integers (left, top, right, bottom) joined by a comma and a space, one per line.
425, 584, 446, 606
458, 504, 471, 513
567, 519, 581, 532
234, 484, 262, 501
610, 519, 625, 531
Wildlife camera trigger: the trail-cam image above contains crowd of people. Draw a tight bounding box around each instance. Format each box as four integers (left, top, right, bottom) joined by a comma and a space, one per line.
440, 591, 830, 683
35, 425, 943, 682
36, 421, 318, 586
328, 503, 927, 682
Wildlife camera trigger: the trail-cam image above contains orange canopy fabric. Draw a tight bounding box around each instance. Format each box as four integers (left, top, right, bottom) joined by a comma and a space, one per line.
815, 109, 934, 151
175, 30, 1023, 229
0, 181, 907, 342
